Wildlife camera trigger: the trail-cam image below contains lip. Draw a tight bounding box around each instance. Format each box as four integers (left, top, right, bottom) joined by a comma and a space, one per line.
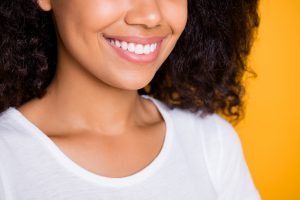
102, 34, 166, 64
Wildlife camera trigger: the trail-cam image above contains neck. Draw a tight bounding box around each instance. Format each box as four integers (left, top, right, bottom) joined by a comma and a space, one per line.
35, 59, 147, 136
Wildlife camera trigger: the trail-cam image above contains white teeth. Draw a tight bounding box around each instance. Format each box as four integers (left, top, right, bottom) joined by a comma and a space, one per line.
109, 38, 158, 55
121, 41, 127, 50
150, 43, 156, 52
135, 44, 144, 54
127, 43, 135, 53
115, 40, 121, 48
143, 44, 150, 54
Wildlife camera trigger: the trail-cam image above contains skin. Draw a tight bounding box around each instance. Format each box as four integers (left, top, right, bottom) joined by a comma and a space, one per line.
18, 0, 187, 177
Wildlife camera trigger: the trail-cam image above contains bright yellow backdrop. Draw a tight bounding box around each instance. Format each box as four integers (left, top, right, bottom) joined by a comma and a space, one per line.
235, 0, 300, 199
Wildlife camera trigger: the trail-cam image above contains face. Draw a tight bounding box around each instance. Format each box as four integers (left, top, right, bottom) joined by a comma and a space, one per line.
37, 0, 188, 90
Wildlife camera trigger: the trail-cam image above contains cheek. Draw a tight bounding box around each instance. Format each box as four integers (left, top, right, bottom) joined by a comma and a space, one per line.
53, 1, 123, 39
156, 0, 187, 63
162, 0, 188, 35
52, 0, 124, 66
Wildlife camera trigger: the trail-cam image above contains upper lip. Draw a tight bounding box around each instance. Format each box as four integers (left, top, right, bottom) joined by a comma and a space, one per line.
103, 34, 167, 45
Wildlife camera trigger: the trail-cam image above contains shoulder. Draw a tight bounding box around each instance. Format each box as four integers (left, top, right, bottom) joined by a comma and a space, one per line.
0, 107, 18, 137
0, 107, 19, 140
155, 98, 240, 153
171, 106, 241, 156
0, 107, 24, 137
0, 108, 17, 166
158, 101, 245, 186
162, 102, 236, 141
149, 96, 237, 141
0, 107, 28, 161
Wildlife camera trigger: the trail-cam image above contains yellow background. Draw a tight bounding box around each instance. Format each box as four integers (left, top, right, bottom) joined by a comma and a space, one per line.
235, 0, 300, 199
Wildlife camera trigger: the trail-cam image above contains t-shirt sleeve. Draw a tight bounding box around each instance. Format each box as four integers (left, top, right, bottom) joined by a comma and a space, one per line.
202, 115, 261, 200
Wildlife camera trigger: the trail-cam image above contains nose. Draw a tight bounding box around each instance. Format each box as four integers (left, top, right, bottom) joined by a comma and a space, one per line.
125, 0, 163, 29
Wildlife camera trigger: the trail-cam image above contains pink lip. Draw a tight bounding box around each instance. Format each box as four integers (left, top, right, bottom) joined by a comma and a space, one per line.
103, 35, 165, 64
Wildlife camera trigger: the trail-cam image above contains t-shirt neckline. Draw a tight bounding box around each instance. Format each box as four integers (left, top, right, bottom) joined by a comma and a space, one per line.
7, 95, 174, 188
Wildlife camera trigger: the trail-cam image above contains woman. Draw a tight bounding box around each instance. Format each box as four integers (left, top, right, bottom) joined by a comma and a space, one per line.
0, 0, 261, 199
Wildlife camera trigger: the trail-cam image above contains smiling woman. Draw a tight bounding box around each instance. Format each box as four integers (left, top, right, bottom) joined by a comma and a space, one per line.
35, 0, 187, 90
0, 0, 260, 199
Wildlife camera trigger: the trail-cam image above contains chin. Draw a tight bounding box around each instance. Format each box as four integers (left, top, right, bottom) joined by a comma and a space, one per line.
120, 79, 152, 91
112, 74, 154, 91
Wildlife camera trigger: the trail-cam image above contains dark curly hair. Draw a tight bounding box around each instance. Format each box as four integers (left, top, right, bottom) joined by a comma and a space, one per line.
0, 0, 260, 123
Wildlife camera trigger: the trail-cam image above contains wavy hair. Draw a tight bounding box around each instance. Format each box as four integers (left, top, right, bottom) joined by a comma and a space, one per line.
0, 0, 260, 122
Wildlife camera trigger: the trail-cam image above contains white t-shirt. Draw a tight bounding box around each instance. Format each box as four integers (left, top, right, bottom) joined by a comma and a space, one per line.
0, 95, 261, 200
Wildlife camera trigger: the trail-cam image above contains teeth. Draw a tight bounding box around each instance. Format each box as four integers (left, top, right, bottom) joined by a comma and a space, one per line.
135, 44, 144, 54
143, 44, 150, 54
127, 43, 135, 53
115, 40, 121, 48
121, 41, 127, 50
150, 43, 157, 52
109, 39, 158, 55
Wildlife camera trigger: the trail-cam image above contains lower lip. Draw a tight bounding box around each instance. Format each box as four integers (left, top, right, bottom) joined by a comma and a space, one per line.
104, 37, 163, 64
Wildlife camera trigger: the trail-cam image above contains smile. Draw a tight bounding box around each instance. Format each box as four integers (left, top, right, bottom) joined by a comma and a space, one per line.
107, 38, 158, 55
103, 35, 166, 64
